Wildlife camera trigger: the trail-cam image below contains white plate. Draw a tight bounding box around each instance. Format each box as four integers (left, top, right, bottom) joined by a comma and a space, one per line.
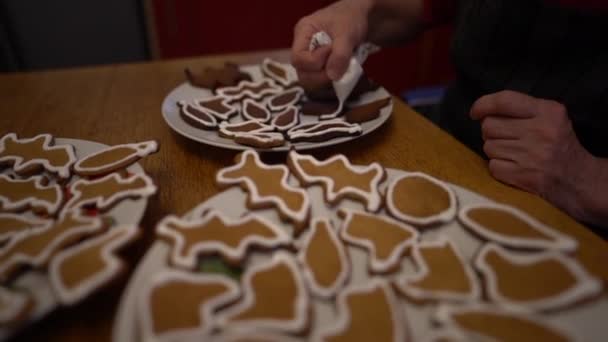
0, 138, 150, 341
161, 65, 393, 152
114, 167, 608, 342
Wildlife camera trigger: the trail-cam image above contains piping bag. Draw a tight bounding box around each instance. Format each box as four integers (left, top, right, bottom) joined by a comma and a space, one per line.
308, 31, 380, 119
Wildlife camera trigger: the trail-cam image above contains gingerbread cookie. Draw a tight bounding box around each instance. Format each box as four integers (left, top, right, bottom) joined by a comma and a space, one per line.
298, 218, 349, 298
156, 210, 291, 268
268, 88, 304, 111
218, 120, 274, 139
178, 101, 218, 130
287, 119, 362, 143
216, 80, 280, 102
261, 58, 298, 88
459, 203, 577, 252
435, 303, 573, 342
270, 106, 299, 132
0, 174, 63, 215
139, 270, 240, 341
338, 209, 418, 274
313, 278, 407, 342
344, 97, 391, 124
301, 100, 340, 117
216, 150, 310, 232
216, 251, 309, 334
0, 133, 76, 179
395, 236, 480, 302
48, 224, 139, 305
64, 172, 157, 212
233, 132, 286, 149
386, 172, 457, 226
0, 213, 50, 242
475, 244, 602, 311
73, 141, 158, 177
196, 96, 239, 121
242, 99, 272, 123
0, 286, 33, 325
185, 63, 251, 90
0, 211, 105, 281
287, 150, 385, 212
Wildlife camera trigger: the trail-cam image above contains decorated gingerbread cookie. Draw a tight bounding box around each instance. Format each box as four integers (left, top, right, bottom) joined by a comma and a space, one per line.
475, 243, 602, 312
241, 99, 272, 123
270, 106, 299, 132
48, 224, 139, 305
216, 80, 281, 102
394, 236, 480, 303
178, 101, 218, 130
0, 213, 50, 242
301, 100, 340, 117
298, 218, 349, 298
0, 286, 33, 326
344, 97, 392, 124
0, 133, 76, 179
287, 119, 362, 143
287, 150, 385, 212
216, 150, 310, 232
216, 251, 309, 334
73, 140, 158, 177
386, 172, 457, 226
312, 278, 407, 342
139, 270, 240, 341
232, 132, 286, 149
64, 172, 157, 212
268, 88, 304, 112
261, 58, 298, 88
196, 96, 239, 121
338, 209, 418, 274
459, 203, 577, 252
0, 174, 63, 215
435, 303, 574, 342
185, 62, 252, 90
156, 209, 291, 268
218, 120, 274, 139
0, 211, 105, 281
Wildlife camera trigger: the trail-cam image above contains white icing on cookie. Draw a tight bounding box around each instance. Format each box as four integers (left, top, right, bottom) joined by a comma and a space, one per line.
241, 99, 272, 123
49, 224, 140, 305
0, 213, 51, 241
216, 79, 281, 102
0, 174, 63, 215
233, 132, 286, 149
267, 88, 304, 112
287, 118, 361, 142
73, 141, 158, 177
218, 120, 274, 139
261, 58, 298, 88
178, 101, 218, 129
270, 106, 300, 132
196, 96, 239, 121
0, 133, 76, 179
459, 203, 577, 252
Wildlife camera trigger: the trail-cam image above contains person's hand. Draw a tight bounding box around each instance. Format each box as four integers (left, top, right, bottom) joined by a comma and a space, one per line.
291, 0, 371, 87
470, 90, 595, 221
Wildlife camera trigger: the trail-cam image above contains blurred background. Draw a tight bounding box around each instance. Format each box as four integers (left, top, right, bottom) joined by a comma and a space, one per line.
0, 0, 455, 104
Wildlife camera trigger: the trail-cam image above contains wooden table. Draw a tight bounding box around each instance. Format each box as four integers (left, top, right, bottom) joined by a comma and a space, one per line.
1, 49, 606, 341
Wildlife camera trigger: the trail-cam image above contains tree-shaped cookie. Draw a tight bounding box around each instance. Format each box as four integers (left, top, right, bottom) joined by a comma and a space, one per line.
475, 244, 602, 311
138, 270, 240, 341
288, 150, 386, 212
339, 209, 418, 274
216, 252, 310, 334
216, 150, 310, 233
312, 278, 407, 342
298, 218, 349, 298
0, 133, 76, 179
0, 175, 63, 216
156, 210, 291, 268
394, 236, 481, 302
49, 225, 140, 305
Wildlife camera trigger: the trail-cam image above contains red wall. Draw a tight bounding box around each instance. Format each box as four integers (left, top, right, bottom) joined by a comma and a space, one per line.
152, 0, 454, 94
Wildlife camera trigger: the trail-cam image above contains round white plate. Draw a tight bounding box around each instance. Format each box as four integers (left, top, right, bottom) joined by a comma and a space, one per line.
0, 138, 150, 341
114, 167, 607, 342
161, 65, 393, 152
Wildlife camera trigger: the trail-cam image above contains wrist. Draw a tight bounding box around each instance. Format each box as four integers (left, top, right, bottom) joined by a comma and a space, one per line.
578, 155, 608, 226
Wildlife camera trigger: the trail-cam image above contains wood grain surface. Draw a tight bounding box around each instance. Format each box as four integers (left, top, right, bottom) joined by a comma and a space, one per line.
0, 49, 606, 342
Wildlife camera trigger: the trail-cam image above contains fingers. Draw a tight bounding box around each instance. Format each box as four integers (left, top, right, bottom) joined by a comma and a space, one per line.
483, 139, 522, 161
470, 90, 541, 120
480, 116, 527, 140
326, 35, 356, 80
297, 70, 331, 89
488, 159, 540, 194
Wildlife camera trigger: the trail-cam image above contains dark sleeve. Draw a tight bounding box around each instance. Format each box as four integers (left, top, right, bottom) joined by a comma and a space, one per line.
421, 0, 459, 27
545, 0, 608, 10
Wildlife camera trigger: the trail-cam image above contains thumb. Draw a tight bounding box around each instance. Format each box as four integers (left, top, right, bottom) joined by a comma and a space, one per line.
326, 36, 356, 81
